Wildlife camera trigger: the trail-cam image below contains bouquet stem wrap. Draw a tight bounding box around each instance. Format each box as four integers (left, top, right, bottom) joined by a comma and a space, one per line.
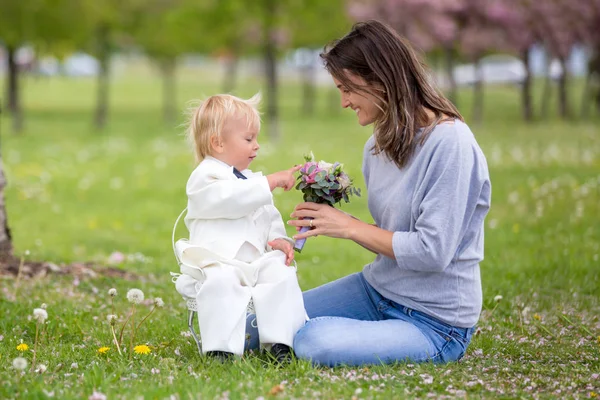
293, 218, 313, 253
293, 152, 360, 253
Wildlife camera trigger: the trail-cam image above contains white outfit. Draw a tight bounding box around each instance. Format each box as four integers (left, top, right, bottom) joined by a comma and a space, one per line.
174, 156, 307, 355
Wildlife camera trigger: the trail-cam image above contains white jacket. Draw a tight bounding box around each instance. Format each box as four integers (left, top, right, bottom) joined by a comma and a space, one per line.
177, 156, 293, 269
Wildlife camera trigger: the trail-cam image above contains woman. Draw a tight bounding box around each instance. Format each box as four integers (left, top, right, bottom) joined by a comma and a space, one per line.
286, 20, 491, 367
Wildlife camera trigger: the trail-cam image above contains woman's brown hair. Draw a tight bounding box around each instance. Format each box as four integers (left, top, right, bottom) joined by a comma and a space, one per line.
321, 20, 463, 168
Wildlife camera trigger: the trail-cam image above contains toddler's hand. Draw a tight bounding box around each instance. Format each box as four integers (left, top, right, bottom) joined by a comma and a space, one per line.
268, 239, 295, 266
267, 165, 302, 192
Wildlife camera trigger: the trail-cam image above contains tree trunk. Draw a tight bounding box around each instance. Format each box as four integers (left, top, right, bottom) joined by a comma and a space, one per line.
540, 58, 552, 118
222, 55, 238, 94
328, 87, 340, 114
444, 45, 458, 106
160, 58, 177, 124
472, 57, 483, 124
222, 41, 240, 94
557, 57, 569, 118
263, 0, 279, 140
580, 70, 593, 119
521, 48, 534, 122
301, 62, 316, 116
0, 156, 12, 256
94, 24, 110, 130
6, 46, 23, 133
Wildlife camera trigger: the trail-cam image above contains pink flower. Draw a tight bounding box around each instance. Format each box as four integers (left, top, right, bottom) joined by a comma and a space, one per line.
108, 251, 125, 265
301, 162, 320, 184
89, 391, 107, 400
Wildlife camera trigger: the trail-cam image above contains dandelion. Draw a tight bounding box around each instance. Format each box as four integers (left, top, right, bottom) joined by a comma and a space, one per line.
33, 308, 48, 323
123, 289, 145, 358
127, 289, 144, 304
107, 314, 122, 355
41, 303, 47, 309
16, 343, 29, 352
31, 307, 48, 372
97, 346, 110, 355
494, 295, 503, 302
12, 357, 28, 370
36, 364, 47, 373
134, 344, 151, 355
154, 298, 164, 308
534, 313, 542, 321
107, 290, 123, 356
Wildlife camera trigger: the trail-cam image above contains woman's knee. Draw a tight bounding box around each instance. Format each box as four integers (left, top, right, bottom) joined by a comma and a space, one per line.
293, 318, 336, 362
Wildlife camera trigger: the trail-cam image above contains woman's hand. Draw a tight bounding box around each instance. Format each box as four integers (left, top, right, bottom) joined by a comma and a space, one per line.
288, 202, 359, 240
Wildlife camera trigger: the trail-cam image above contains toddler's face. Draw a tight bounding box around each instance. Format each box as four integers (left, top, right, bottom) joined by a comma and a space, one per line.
216, 114, 260, 171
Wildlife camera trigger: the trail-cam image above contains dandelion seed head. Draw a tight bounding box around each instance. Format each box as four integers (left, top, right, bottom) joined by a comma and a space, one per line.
36, 364, 47, 373
107, 314, 117, 325
494, 295, 503, 302
154, 298, 164, 308
41, 303, 47, 309
108, 288, 117, 297
12, 357, 28, 370
127, 288, 144, 304
33, 308, 48, 323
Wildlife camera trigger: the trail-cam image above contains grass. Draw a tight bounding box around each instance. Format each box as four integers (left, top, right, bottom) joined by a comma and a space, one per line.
1, 63, 599, 399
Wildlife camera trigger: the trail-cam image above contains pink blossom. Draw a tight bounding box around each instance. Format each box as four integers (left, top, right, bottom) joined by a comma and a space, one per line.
108, 251, 126, 265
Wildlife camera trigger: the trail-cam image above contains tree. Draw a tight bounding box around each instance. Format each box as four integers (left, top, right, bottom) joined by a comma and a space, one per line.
77, 0, 136, 130
532, 0, 578, 119
0, 143, 12, 256
287, 0, 351, 116
0, 0, 87, 133
0, 0, 35, 133
128, 0, 190, 124
347, 0, 464, 105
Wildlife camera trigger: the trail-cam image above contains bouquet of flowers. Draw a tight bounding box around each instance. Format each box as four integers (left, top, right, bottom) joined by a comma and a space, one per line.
294, 152, 360, 252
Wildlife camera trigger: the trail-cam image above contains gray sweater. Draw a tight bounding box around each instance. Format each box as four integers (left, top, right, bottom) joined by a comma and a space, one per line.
362, 120, 491, 328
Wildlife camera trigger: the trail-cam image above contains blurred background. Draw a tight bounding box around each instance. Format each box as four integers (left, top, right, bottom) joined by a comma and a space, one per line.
1, 0, 599, 135
0, 0, 598, 271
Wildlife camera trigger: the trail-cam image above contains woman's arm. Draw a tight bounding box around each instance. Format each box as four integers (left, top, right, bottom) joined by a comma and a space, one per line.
347, 219, 395, 258
289, 203, 395, 259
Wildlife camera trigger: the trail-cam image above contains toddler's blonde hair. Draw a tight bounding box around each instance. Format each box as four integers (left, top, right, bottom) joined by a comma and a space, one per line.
186, 93, 261, 163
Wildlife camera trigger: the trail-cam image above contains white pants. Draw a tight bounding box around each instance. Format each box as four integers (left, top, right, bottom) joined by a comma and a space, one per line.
175, 251, 306, 356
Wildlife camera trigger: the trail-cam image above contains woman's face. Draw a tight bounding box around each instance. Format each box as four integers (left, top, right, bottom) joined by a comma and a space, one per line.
333, 73, 384, 126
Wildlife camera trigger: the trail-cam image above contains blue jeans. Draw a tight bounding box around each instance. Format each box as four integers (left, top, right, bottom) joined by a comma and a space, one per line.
246, 272, 474, 367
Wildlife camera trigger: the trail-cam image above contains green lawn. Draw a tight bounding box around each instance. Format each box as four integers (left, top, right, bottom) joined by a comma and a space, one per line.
1, 65, 599, 399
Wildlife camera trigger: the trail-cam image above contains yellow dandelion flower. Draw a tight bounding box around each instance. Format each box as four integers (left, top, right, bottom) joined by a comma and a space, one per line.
97, 346, 110, 354
134, 345, 151, 355
533, 313, 541, 321
16, 343, 29, 352
597, 336, 600, 344
590, 392, 597, 398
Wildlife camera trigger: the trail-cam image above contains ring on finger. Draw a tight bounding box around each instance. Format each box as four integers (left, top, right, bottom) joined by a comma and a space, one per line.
309, 219, 313, 228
